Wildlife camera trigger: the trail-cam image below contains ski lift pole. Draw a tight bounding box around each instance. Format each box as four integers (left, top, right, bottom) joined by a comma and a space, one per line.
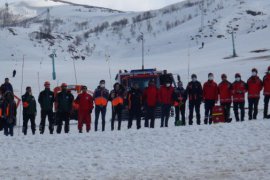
106, 54, 113, 89
141, 32, 144, 70
17, 55, 25, 135
232, 31, 237, 57
50, 49, 57, 80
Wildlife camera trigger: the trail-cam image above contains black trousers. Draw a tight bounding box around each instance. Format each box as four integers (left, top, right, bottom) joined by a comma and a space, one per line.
128, 108, 141, 129
233, 102, 245, 121
23, 113, 36, 135
248, 98, 259, 120
111, 105, 122, 131
40, 109, 54, 134
95, 106, 106, 131
189, 101, 201, 125
161, 104, 171, 127
175, 104, 186, 125
4, 122, 14, 136
221, 102, 232, 122
264, 96, 270, 118
145, 106, 156, 128
56, 112, 70, 134
204, 100, 216, 124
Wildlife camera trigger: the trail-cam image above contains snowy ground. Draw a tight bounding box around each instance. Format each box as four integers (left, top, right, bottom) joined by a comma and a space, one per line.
1, 120, 270, 180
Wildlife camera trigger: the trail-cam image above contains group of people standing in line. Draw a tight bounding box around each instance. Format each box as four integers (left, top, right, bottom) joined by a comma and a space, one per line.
0, 66, 270, 136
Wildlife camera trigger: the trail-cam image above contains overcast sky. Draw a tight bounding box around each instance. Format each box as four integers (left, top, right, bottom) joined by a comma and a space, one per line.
61, 0, 184, 11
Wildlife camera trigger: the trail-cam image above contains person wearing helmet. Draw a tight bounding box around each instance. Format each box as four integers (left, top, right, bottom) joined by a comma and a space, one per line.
143, 79, 159, 128
38, 81, 55, 134
263, 66, 270, 119
109, 82, 125, 131
231, 73, 247, 121
203, 73, 218, 124
218, 74, 232, 122
93, 80, 109, 131
55, 83, 74, 134
22, 86, 37, 135
186, 74, 203, 125
75, 86, 94, 133
159, 79, 174, 127
173, 81, 187, 126
247, 68, 263, 120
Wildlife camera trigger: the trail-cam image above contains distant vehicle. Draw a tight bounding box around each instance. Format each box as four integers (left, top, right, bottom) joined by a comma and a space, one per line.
115, 68, 179, 120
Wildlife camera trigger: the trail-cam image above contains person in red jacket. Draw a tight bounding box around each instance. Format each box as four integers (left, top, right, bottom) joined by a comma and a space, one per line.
203, 73, 218, 124
231, 73, 247, 121
218, 74, 232, 122
247, 68, 263, 120
263, 66, 270, 119
143, 79, 159, 128
159, 80, 174, 127
75, 86, 94, 133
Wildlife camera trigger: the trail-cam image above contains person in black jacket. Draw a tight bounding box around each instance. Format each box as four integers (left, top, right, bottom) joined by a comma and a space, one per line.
109, 83, 125, 131
38, 81, 55, 134
173, 81, 187, 126
55, 83, 74, 134
186, 74, 203, 125
22, 87, 37, 135
0, 90, 5, 131
2, 91, 17, 136
127, 83, 143, 129
1, 78, 13, 94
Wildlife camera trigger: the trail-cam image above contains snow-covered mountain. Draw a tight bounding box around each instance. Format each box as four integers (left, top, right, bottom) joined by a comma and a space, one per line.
0, 0, 269, 62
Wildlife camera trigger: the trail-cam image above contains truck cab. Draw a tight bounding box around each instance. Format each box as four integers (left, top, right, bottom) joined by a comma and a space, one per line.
115, 68, 177, 120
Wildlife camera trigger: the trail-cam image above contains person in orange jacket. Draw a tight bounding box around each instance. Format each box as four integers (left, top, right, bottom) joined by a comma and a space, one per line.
75, 86, 94, 133
218, 74, 232, 122
109, 83, 125, 131
247, 68, 263, 120
159, 80, 174, 127
263, 66, 270, 119
203, 73, 218, 124
231, 73, 247, 121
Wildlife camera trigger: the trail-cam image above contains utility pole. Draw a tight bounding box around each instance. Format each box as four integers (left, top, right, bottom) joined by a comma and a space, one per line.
232, 31, 237, 57
200, 0, 205, 32
3, 3, 9, 27
141, 32, 144, 70
49, 49, 57, 80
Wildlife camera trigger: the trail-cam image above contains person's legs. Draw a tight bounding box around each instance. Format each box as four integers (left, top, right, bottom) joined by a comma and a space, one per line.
189, 102, 195, 125
253, 98, 259, 119
233, 102, 240, 121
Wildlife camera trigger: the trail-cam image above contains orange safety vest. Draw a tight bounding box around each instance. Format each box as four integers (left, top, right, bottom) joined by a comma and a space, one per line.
73, 102, 79, 110
23, 102, 29, 108
174, 101, 179, 107
112, 97, 124, 107
95, 97, 108, 106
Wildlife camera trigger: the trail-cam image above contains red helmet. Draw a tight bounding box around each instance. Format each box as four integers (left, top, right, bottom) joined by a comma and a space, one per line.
61, 83, 68, 87
221, 74, 227, 79
44, 81, 50, 86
